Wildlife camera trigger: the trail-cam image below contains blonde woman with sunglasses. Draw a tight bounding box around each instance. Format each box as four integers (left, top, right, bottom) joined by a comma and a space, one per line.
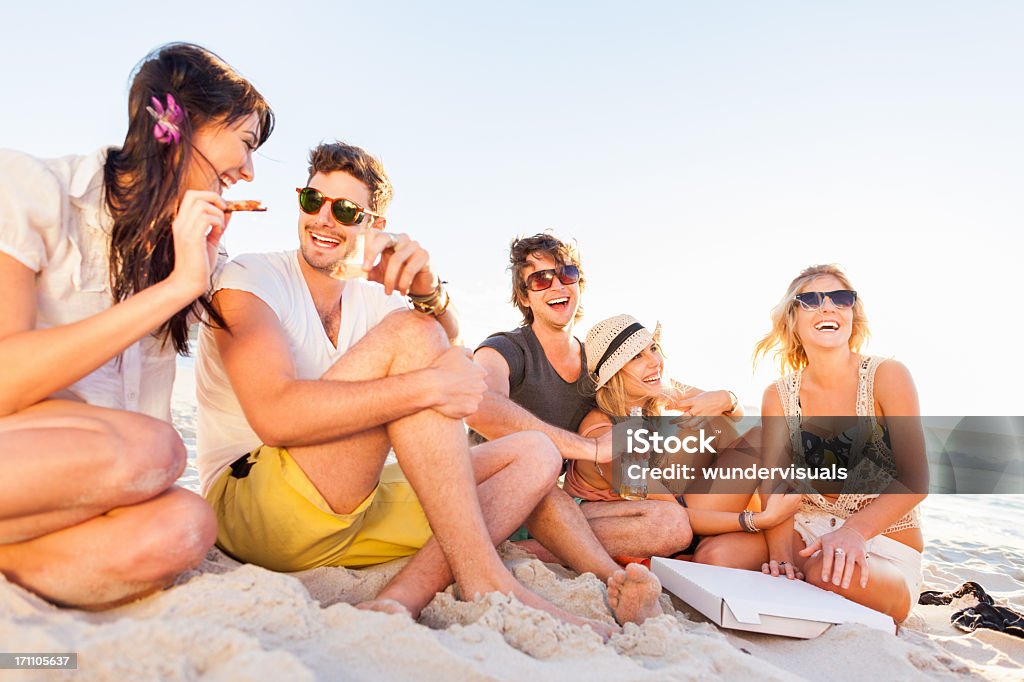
699, 264, 926, 623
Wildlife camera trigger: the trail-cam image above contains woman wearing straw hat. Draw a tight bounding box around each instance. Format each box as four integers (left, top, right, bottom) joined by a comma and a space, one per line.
569, 314, 803, 552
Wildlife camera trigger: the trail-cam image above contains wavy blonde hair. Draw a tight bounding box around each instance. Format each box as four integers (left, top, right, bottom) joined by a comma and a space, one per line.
594, 362, 666, 418
753, 264, 870, 374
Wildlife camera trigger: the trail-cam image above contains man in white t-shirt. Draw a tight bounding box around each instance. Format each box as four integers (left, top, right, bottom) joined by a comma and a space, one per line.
195, 142, 663, 629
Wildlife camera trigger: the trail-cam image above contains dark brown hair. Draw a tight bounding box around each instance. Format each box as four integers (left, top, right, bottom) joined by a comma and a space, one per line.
103, 42, 275, 354
508, 232, 585, 326
307, 142, 392, 214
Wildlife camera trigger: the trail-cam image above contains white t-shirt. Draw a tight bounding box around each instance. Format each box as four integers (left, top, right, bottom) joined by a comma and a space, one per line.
0, 148, 176, 420
195, 250, 409, 494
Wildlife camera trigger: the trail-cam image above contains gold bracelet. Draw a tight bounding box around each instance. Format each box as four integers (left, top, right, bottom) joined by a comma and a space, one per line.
408, 280, 449, 317
594, 440, 603, 478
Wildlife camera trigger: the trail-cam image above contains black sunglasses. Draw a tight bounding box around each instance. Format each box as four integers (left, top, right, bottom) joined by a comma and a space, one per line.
525, 264, 581, 292
296, 187, 380, 226
794, 289, 857, 311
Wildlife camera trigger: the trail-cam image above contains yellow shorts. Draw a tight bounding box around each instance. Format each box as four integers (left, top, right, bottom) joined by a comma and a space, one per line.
205, 445, 433, 571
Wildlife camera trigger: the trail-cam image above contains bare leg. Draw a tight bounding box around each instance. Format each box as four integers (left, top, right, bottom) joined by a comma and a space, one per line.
365, 433, 616, 634
797, 548, 912, 621
285, 312, 607, 629
514, 538, 562, 564
578, 500, 693, 558
519, 490, 667, 625
0, 400, 215, 608
0, 487, 216, 609
366, 433, 560, 611
522, 489, 621, 578
691, 531, 770, 570
695, 528, 911, 621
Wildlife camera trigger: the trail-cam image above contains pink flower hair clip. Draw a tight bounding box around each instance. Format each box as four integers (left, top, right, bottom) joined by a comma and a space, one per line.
146, 93, 186, 145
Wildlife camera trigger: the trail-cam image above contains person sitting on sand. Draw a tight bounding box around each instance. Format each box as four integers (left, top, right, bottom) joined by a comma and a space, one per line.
696, 264, 927, 623
569, 314, 801, 542
0, 43, 274, 608
469, 236, 737, 560
195, 142, 663, 632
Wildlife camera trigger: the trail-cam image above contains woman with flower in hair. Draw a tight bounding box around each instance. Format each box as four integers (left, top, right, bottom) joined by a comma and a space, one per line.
0, 42, 274, 608
698, 264, 926, 623
568, 314, 801, 558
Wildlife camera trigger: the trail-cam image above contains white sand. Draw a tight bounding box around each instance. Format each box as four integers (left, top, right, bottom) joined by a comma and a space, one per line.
0, 370, 1020, 681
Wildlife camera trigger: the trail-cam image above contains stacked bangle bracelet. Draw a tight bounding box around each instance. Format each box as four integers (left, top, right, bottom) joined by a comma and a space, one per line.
408, 280, 450, 317
739, 509, 761, 533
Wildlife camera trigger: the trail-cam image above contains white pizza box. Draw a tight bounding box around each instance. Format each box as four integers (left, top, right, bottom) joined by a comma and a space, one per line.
651, 557, 896, 638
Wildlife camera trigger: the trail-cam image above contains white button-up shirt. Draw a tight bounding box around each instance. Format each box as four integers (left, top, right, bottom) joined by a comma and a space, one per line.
0, 148, 177, 421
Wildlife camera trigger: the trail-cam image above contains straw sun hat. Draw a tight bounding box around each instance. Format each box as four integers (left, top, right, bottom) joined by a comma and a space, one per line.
586, 314, 662, 389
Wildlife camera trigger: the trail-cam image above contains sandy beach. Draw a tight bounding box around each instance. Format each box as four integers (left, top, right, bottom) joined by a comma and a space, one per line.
1, 369, 1020, 681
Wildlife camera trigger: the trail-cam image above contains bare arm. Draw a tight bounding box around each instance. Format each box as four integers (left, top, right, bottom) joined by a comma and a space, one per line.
213, 288, 452, 447
759, 385, 802, 574
364, 229, 458, 341
0, 253, 200, 416
579, 412, 800, 533
685, 494, 802, 536
424, 299, 459, 342
840, 360, 928, 541
466, 346, 608, 462
0, 191, 226, 416
666, 382, 745, 419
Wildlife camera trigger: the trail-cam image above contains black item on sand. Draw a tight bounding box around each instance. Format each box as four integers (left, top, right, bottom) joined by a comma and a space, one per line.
919, 581, 1024, 639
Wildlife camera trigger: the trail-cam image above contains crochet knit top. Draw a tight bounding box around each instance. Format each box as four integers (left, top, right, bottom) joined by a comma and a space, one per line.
775, 355, 921, 534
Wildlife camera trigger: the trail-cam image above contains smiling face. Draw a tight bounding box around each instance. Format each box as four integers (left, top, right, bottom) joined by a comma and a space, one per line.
187, 111, 261, 194
795, 274, 855, 351
520, 252, 581, 330
618, 341, 666, 400
297, 170, 382, 274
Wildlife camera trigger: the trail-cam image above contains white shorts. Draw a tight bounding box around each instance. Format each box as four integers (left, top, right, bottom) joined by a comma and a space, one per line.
794, 510, 922, 601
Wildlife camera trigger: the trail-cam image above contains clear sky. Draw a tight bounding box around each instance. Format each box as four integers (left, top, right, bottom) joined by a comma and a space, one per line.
2, 1, 1021, 415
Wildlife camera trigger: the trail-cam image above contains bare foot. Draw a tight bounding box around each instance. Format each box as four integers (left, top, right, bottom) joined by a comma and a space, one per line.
465, 579, 619, 641
607, 563, 663, 626
356, 598, 413, 618
507, 584, 618, 640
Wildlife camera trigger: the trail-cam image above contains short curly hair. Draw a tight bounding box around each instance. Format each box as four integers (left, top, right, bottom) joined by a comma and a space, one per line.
306, 141, 393, 214
508, 232, 585, 326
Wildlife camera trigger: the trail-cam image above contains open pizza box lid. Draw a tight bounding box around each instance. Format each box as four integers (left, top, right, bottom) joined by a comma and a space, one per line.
651, 557, 896, 638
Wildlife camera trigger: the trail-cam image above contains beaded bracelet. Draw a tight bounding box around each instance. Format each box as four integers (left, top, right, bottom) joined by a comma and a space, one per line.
739, 509, 762, 533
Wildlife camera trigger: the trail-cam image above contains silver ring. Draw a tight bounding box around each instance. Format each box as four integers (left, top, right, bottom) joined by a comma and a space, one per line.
778, 561, 788, 567
833, 548, 846, 556
384, 233, 399, 250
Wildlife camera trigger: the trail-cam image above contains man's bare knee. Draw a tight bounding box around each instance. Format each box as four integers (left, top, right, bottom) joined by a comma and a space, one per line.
508, 430, 561, 483
649, 503, 692, 556
385, 310, 449, 365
